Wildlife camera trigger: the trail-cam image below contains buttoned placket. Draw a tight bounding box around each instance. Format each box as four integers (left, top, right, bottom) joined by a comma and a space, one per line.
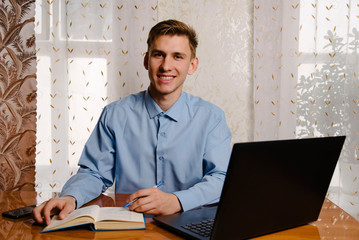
155, 113, 168, 187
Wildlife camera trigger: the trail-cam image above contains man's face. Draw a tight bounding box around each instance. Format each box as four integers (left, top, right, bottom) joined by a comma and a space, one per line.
144, 34, 198, 101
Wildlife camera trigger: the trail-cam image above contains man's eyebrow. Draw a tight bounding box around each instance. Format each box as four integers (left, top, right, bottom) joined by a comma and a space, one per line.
171, 51, 189, 59
150, 50, 188, 57
173, 51, 187, 56
150, 49, 164, 54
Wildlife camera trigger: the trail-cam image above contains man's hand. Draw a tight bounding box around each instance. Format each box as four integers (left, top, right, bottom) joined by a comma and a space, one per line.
32, 196, 76, 225
126, 188, 182, 215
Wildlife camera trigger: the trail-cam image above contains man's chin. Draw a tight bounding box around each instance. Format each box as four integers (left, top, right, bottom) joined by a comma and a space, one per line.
150, 88, 180, 97
149, 83, 183, 97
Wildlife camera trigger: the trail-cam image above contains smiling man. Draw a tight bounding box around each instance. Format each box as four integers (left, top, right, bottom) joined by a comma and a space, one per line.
33, 19, 232, 225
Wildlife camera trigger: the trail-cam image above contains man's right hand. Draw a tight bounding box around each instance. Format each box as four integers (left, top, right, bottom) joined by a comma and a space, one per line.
32, 196, 76, 226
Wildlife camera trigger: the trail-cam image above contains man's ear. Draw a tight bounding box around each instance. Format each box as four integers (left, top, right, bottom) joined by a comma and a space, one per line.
144, 52, 149, 70
187, 57, 199, 75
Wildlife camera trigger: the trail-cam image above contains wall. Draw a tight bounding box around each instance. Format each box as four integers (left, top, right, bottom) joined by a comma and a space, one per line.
0, 0, 37, 190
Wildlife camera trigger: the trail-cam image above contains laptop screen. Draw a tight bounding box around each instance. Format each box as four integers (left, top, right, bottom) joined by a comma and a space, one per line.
211, 136, 345, 239
154, 136, 345, 240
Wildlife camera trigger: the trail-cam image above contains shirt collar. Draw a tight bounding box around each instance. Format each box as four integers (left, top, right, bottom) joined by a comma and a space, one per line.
145, 90, 162, 119
145, 90, 185, 122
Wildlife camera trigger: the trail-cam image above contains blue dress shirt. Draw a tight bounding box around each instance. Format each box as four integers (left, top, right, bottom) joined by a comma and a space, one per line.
60, 90, 232, 211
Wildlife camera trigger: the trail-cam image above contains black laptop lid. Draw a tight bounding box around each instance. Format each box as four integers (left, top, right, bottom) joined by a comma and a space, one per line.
211, 136, 345, 239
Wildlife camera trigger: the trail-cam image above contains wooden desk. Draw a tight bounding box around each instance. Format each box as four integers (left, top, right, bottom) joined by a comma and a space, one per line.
1, 190, 359, 239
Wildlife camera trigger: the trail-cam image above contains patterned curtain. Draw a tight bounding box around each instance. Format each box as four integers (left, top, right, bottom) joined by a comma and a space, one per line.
35, 0, 157, 199
253, 0, 359, 220
0, 0, 37, 191
158, 0, 254, 144
35, 0, 254, 200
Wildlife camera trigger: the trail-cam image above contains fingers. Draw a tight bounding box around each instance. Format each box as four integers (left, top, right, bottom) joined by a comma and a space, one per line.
128, 189, 181, 215
58, 198, 76, 220
33, 202, 46, 224
129, 195, 154, 212
126, 188, 158, 212
32, 196, 76, 225
127, 188, 154, 202
41, 199, 58, 225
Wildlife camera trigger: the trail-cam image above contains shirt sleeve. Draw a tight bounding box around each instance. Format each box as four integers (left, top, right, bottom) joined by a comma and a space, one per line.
173, 110, 232, 211
60, 107, 116, 208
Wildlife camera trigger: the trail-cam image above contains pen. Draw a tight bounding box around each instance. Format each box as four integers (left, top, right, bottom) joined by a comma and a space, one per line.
123, 182, 163, 208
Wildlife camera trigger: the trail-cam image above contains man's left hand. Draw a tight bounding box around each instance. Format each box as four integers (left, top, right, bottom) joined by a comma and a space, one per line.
126, 187, 182, 215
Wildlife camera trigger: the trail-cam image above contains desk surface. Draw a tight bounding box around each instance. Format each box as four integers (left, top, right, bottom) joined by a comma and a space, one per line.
1, 190, 359, 239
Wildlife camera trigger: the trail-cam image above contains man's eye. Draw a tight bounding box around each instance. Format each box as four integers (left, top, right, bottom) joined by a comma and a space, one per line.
175, 55, 183, 59
153, 53, 163, 57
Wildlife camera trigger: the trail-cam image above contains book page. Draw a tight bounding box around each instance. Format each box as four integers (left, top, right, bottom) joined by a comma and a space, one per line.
95, 207, 143, 222
44, 205, 100, 230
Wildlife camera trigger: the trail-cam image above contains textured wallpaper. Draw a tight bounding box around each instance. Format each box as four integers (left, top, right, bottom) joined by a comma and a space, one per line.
158, 0, 254, 144
0, 0, 37, 190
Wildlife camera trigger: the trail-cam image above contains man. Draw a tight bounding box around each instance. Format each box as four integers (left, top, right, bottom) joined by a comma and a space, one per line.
33, 19, 232, 225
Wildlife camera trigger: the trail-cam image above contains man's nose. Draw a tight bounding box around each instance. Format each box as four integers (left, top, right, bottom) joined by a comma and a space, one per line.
160, 56, 172, 71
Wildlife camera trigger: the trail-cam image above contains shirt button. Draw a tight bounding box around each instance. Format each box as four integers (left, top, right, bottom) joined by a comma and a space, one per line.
159, 156, 164, 161
161, 132, 166, 137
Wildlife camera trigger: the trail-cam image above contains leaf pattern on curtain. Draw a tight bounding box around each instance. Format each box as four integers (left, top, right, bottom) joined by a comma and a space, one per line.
35, 0, 157, 198
158, 0, 254, 144
253, 0, 359, 220
0, 0, 37, 191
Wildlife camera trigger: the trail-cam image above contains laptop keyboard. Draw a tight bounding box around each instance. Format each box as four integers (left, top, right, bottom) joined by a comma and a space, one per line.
181, 219, 214, 237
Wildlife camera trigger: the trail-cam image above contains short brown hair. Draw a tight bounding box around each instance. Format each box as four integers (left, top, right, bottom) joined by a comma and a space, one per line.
147, 19, 198, 58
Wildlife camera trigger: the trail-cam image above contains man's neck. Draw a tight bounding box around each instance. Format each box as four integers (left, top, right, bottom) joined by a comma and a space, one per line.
148, 89, 181, 112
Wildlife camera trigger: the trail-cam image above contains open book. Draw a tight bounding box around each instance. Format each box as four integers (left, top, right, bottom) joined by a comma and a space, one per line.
41, 205, 146, 233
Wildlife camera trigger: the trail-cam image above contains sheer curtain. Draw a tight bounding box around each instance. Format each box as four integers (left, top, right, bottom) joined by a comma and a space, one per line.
35, 0, 157, 200
253, 0, 359, 220
35, 0, 359, 220
158, 0, 254, 145
35, 0, 254, 200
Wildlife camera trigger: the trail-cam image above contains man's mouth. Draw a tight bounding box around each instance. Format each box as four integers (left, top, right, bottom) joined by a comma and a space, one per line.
158, 75, 175, 81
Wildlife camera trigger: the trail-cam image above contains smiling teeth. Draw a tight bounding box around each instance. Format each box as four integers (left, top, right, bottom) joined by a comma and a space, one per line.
160, 76, 174, 80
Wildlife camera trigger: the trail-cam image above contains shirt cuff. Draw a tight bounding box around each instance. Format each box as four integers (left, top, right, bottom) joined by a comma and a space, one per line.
59, 192, 82, 209
173, 189, 199, 212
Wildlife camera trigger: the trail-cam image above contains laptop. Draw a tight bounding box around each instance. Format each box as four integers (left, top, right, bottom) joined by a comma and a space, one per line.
153, 136, 346, 240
